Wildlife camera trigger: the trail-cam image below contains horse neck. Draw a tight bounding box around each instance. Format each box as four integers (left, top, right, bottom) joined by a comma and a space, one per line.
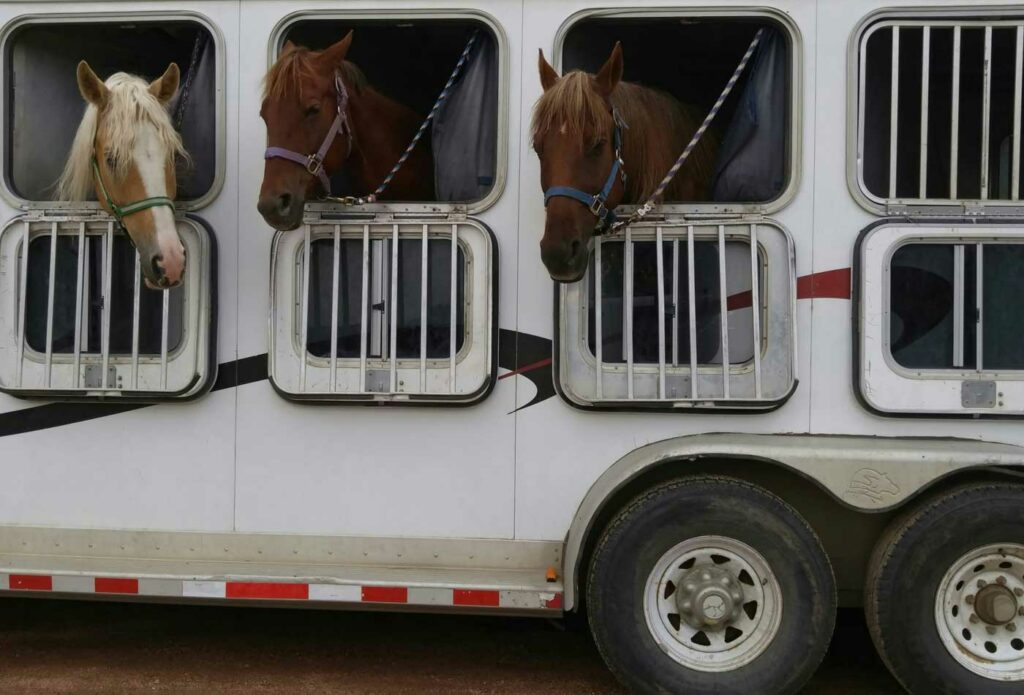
344, 87, 431, 197
611, 82, 716, 202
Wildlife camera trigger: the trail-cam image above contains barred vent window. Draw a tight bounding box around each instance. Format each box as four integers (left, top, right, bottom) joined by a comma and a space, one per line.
858, 223, 1024, 416
0, 218, 215, 399
558, 222, 795, 410
856, 15, 1024, 210
269, 221, 495, 404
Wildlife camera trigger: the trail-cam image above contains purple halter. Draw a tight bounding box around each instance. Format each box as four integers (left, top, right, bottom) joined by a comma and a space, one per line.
264, 72, 351, 192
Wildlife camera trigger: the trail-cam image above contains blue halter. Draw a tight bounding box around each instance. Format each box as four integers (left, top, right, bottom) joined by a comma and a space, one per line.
543, 111, 627, 236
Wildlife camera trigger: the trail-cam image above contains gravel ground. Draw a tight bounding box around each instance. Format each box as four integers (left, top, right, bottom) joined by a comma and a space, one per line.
0, 599, 900, 694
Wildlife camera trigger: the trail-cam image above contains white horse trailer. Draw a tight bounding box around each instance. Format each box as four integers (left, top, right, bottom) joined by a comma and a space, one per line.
1, 0, 1024, 692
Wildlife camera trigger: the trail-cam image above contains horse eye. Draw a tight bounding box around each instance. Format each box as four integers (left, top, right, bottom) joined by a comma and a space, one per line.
104, 152, 117, 170
305, 104, 321, 118
587, 139, 607, 156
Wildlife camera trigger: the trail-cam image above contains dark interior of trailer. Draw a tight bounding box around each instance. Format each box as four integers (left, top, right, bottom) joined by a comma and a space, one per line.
863, 25, 1024, 201
4, 20, 217, 202
562, 16, 791, 205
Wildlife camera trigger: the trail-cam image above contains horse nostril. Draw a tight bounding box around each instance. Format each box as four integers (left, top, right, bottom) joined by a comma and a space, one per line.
151, 254, 165, 281
570, 239, 582, 258
278, 193, 292, 216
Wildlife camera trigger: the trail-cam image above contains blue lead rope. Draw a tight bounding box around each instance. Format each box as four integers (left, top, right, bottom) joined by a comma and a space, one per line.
331, 31, 480, 205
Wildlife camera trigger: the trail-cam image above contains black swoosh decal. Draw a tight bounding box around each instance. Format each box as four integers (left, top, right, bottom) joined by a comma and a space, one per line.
0, 332, 554, 438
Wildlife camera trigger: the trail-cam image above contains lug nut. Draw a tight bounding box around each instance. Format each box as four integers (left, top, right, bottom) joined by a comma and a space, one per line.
966, 595, 976, 605
987, 626, 997, 635
1008, 623, 1017, 632
997, 576, 1008, 585
978, 579, 988, 589
970, 614, 980, 624
1015, 588, 1024, 597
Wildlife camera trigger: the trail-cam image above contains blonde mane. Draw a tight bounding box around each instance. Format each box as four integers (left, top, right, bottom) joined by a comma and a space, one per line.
531, 71, 717, 202
57, 72, 187, 201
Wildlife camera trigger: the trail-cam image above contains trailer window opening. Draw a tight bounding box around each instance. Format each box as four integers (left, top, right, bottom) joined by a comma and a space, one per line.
280, 17, 499, 205
586, 239, 760, 367
24, 234, 184, 356
560, 15, 792, 206
4, 18, 219, 203
304, 237, 466, 360
857, 15, 1024, 207
890, 242, 1024, 371
557, 222, 795, 410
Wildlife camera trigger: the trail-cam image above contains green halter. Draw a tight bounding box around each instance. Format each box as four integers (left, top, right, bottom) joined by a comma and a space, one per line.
91, 157, 175, 224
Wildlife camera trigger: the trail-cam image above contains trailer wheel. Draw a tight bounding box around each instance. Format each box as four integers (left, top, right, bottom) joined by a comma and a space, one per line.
866, 482, 1024, 693
586, 476, 835, 694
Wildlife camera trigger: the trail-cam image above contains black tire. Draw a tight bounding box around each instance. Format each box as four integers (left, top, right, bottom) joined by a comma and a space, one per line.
865, 482, 1024, 694
586, 475, 836, 695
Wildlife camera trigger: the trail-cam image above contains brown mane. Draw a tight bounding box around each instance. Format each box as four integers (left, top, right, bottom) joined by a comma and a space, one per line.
262, 46, 367, 101
531, 71, 717, 201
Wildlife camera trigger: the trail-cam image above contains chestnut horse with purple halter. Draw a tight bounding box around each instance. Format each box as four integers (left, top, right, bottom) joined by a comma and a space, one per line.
258, 31, 434, 231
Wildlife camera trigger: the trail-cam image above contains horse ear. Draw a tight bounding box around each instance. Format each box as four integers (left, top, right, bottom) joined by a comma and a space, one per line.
282, 39, 298, 54
76, 61, 109, 108
594, 42, 624, 98
149, 63, 180, 105
319, 30, 354, 69
538, 49, 559, 92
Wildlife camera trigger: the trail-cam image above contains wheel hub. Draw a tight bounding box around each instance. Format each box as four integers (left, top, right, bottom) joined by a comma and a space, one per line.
676, 566, 745, 629
935, 544, 1024, 681
975, 584, 1018, 626
644, 536, 782, 673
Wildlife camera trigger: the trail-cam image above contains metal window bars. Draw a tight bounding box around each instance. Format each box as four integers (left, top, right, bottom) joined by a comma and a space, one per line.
857, 18, 1024, 208
559, 221, 795, 409
0, 216, 209, 399
271, 221, 495, 403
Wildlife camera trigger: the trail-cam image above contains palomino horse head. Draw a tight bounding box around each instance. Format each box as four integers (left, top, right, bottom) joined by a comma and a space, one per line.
533, 43, 626, 282
58, 61, 186, 289
258, 32, 355, 231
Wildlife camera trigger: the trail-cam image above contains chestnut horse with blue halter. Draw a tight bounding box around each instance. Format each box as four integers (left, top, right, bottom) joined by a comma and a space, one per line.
532, 43, 719, 282
258, 31, 435, 231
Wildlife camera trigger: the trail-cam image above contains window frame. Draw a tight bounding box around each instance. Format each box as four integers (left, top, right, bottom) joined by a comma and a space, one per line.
0, 10, 227, 212
855, 219, 1024, 417
268, 219, 497, 405
0, 213, 217, 401
268, 9, 509, 217
551, 6, 802, 218
555, 219, 797, 412
848, 7, 1024, 216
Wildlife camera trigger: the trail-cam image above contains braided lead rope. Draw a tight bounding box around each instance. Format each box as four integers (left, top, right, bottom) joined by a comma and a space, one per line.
609, 27, 765, 233
331, 31, 480, 205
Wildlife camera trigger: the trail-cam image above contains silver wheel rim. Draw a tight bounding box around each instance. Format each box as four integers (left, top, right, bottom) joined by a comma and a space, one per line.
935, 543, 1024, 681
643, 535, 782, 672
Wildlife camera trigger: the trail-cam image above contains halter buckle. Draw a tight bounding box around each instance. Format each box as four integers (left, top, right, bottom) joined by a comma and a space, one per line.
306, 153, 324, 176
589, 196, 608, 219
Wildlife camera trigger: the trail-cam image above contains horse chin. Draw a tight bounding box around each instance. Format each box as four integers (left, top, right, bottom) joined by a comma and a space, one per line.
548, 267, 588, 284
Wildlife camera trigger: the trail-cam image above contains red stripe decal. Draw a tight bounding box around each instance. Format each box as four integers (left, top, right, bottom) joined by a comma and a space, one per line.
453, 589, 500, 607
797, 267, 852, 300
95, 577, 139, 594
728, 267, 852, 310
499, 357, 552, 380
9, 575, 52, 591
544, 593, 563, 610
225, 582, 309, 600
361, 586, 408, 604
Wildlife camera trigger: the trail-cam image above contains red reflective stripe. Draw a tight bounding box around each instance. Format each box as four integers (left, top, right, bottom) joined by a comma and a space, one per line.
95, 578, 138, 594
225, 582, 309, 600
9, 575, 52, 591
544, 593, 564, 610
361, 586, 408, 603
452, 589, 500, 607
797, 267, 851, 300
499, 357, 552, 380
728, 267, 852, 310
